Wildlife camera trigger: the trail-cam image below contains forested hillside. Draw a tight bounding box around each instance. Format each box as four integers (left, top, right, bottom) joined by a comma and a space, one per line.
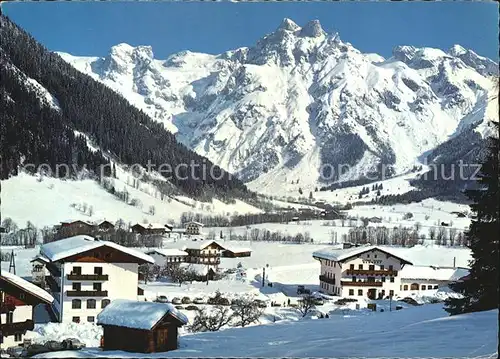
0, 15, 250, 200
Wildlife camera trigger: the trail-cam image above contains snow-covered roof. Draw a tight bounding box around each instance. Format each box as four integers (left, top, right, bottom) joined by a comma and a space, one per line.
60, 219, 92, 225
185, 240, 226, 250
312, 245, 413, 264
132, 223, 170, 230
401, 266, 470, 281
145, 248, 188, 257
40, 235, 154, 264
97, 299, 188, 330
185, 221, 204, 227
30, 254, 50, 263
223, 245, 252, 253
1, 270, 54, 303
172, 228, 186, 233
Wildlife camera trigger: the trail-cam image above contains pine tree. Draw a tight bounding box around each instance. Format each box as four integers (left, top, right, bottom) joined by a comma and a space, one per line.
444, 122, 499, 315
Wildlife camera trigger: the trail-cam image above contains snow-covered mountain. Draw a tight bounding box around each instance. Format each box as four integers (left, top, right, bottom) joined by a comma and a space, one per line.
58, 18, 498, 195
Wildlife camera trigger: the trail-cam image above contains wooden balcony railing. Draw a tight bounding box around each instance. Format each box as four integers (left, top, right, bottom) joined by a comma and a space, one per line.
0, 320, 34, 336
341, 281, 383, 287
319, 275, 336, 286
345, 269, 398, 277
66, 274, 109, 281
66, 290, 108, 297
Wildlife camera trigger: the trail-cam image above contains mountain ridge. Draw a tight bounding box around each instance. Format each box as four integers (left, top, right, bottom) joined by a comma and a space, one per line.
57, 18, 498, 197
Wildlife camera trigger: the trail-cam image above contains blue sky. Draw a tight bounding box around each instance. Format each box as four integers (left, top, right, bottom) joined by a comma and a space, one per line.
3, 1, 498, 60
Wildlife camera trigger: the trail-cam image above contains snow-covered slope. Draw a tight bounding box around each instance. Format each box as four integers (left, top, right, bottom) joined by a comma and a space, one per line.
58, 18, 498, 196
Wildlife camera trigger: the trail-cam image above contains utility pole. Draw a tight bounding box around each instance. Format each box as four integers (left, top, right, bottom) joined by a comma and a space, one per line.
262, 267, 265, 287
9, 250, 16, 275
389, 294, 392, 312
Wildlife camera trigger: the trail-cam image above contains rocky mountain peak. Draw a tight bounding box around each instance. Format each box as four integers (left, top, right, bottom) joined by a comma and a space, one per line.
278, 18, 301, 32
299, 20, 326, 38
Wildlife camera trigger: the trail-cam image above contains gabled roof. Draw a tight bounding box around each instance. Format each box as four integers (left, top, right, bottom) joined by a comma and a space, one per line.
60, 219, 93, 226
313, 245, 413, 265
132, 223, 170, 231
40, 235, 154, 264
1, 271, 54, 304
97, 299, 188, 330
185, 240, 226, 251
145, 248, 188, 257
30, 254, 50, 264
185, 221, 204, 227
223, 245, 252, 253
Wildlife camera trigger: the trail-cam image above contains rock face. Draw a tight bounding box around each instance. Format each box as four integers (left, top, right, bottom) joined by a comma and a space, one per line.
58, 18, 498, 194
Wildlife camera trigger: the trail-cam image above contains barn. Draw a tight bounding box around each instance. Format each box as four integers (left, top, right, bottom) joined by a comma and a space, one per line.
97, 299, 188, 353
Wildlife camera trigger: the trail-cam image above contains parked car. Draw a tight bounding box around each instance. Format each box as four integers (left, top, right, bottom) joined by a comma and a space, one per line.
185, 305, 199, 311
175, 305, 184, 310
155, 295, 169, 303
25, 344, 50, 356
44, 340, 64, 351
6, 346, 27, 358
181, 296, 192, 304
253, 299, 267, 308
193, 297, 206, 304
313, 298, 325, 306
171, 297, 182, 305
62, 338, 86, 350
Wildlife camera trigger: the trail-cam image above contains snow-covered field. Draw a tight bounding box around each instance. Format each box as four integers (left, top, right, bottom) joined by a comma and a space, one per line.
0, 172, 262, 228
31, 304, 498, 358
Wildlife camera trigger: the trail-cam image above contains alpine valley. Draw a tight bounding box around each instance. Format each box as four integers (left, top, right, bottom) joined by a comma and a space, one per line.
58, 18, 498, 198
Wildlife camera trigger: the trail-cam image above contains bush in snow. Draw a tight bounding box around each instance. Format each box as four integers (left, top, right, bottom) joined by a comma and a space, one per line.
189, 305, 233, 332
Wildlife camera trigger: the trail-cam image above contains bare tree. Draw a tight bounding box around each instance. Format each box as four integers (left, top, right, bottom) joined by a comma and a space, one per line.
231, 297, 264, 328
428, 227, 436, 241
88, 205, 94, 217
189, 306, 233, 332
448, 227, 458, 247
436, 226, 447, 246
148, 205, 156, 215
249, 228, 260, 241
297, 294, 316, 318
1, 218, 18, 233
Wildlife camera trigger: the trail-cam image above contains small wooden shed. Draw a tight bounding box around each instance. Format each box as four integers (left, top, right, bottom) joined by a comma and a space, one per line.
97, 299, 188, 353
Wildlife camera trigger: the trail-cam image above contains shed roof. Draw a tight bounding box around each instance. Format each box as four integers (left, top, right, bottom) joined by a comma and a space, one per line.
97, 299, 188, 330
1, 271, 54, 303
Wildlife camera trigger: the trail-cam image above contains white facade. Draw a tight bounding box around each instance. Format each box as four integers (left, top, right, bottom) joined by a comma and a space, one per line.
53, 262, 140, 324
185, 222, 203, 236
0, 305, 32, 348
145, 249, 188, 267
314, 246, 411, 299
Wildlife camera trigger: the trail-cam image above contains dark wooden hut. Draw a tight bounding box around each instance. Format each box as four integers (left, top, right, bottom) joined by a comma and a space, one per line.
97, 299, 188, 353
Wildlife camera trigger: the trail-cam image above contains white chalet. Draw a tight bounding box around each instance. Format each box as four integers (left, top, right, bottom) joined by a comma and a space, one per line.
183, 240, 224, 266
144, 249, 188, 266
1, 271, 54, 348
313, 245, 413, 299
399, 265, 470, 292
37, 235, 154, 324
184, 222, 204, 236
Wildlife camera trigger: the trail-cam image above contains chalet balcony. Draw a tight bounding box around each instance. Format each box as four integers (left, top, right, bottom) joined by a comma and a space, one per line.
0, 320, 35, 336
66, 290, 108, 297
341, 280, 383, 287
66, 274, 109, 281
345, 269, 398, 277
185, 257, 221, 264
189, 253, 220, 258
319, 275, 336, 286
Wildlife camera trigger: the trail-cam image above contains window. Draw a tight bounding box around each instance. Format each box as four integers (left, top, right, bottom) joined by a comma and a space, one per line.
352, 276, 357, 282
72, 317, 80, 323
6, 312, 14, 323
349, 289, 354, 296
367, 254, 370, 258
358, 264, 363, 270
72, 266, 82, 275
433, 285, 439, 289
404, 285, 408, 290
390, 277, 395, 283
72, 299, 81, 309
94, 267, 103, 275
380, 265, 384, 270
350, 264, 355, 270
14, 334, 23, 342
421, 285, 426, 290
87, 299, 96, 309
369, 265, 375, 271
374, 254, 377, 258
358, 289, 363, 296
101, 299, 111, 309
381, 277, 386, 282
388, 265, 393, 271
93, 283, 102, 291
72, 282, 81, 291
389, 290, 394, 297
19, 293, 25, 300
87, 316, 95, 323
